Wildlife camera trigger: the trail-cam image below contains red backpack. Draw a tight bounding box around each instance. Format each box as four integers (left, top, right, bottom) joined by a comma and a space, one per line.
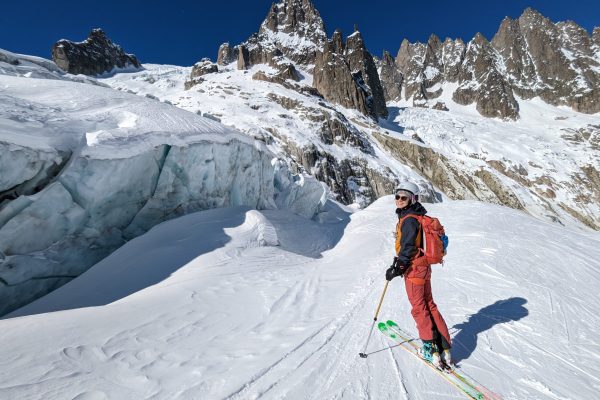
415, 215, 448, 265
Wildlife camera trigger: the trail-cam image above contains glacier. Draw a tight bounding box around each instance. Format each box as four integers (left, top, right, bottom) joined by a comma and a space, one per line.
0, 68, 325, 316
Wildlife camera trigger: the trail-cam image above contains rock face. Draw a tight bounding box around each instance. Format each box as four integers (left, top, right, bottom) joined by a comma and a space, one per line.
387, 8, 600, 118
491, 16, 539, 99
314, 29, 388, 119
217, 43, 236, 66
262, 92, 400, 206
395, 35, 448, 108
492, 8, 600, 113
237, 45, 250, 70
252, 63, 300, 86
256, 0, 327, 65
454, 33, 519, 119
52, 29, 141, 75
379, 51, 403, 101
344, 30, 388, 118
373, 132, 525, 210
184, 59, 219, 89
313, 31, 370, 117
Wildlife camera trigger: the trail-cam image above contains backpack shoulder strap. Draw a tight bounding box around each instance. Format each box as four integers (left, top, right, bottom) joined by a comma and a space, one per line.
399, 214, 423, 249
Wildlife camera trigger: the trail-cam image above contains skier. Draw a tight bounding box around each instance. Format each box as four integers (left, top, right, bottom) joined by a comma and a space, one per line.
386, 182, 452, 368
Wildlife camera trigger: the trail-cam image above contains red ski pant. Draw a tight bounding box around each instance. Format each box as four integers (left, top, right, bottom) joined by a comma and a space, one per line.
404, 277, 452, 347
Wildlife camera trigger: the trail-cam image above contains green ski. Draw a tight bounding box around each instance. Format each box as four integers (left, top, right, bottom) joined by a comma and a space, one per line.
379, 320, 501, 400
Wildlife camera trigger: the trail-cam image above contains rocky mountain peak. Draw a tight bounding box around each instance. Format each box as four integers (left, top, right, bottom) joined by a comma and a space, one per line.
89, 28, 110, 42
491, 15, 538, 99
346, 30, 365, 49
395, 39, 414, 74
427, 33, 442, 53
314, 31, 370, 116
557, 21, 594, 57
453, 32, 520, 119
379, 50, 403, 101
344, 30, 388, 118
441, 37, 466, 82
493, 16, 518, 45
261, 1, 323, 33
51, 28, 141, 75
206, 0, 388, 119
259, 0, 326, 44
472, 32, 489, 46
512, 8, 599, 112
313, 28, 388, 119
423, 34, 443, 73
519, 7, 548, 26
214, 0, 327, 69
332, 29, 344, 54
217, 43, 236, 66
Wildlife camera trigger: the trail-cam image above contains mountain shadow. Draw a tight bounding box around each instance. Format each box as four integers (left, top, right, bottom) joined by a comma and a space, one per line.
378, 106, 405, 134
451, 297, 529, 364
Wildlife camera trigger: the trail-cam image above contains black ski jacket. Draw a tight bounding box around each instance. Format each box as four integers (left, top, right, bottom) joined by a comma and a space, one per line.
395, 202, 427, 267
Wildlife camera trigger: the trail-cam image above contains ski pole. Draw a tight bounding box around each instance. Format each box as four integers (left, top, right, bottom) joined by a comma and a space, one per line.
359, 280, 389, 358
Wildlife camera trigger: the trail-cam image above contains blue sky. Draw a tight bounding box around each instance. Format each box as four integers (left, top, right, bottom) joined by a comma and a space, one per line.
1, 0, 598, 66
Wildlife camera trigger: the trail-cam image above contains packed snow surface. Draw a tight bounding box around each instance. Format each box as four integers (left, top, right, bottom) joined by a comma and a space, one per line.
2, 197, 599, 399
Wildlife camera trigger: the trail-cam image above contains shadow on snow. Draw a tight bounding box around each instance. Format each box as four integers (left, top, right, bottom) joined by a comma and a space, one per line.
451, 297, 529, 364
378, 106, 406, 134
5, 202, 351, 319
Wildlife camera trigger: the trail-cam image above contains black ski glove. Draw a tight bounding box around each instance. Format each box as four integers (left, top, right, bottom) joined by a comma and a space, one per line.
386, 257, 405, 281
386, 266, 402, 281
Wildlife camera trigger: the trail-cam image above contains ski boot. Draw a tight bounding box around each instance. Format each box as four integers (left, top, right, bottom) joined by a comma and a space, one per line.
434, 331, 453, 369
419, 341, 444, 369
442, 348, 452, 366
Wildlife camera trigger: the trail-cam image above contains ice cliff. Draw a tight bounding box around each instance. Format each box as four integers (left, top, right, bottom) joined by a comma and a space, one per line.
0, 62, 325, 315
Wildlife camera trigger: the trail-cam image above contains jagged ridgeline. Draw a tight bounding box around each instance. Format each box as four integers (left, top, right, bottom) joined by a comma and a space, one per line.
379, 8, 600, 119
194, 1, 600, 121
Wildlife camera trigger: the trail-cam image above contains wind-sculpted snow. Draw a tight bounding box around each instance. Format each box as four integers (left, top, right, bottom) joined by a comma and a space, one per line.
0, 73, 325, 315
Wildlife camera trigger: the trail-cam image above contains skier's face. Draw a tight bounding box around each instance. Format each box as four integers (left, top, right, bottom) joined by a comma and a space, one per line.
395, 191, 411, 208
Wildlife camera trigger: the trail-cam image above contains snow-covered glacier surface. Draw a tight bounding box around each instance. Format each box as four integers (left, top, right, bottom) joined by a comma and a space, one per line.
0, 72, 324, 316
2, 198, 600, 399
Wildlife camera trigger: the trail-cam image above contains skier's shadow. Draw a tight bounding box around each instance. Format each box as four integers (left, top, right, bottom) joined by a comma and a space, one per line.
451, 297, 528, 364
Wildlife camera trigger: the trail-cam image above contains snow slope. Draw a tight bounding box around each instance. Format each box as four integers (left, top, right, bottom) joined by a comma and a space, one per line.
2, 197, 599, 400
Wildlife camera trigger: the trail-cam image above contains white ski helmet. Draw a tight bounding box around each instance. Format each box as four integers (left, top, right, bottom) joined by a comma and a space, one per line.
395, 181, 420, 196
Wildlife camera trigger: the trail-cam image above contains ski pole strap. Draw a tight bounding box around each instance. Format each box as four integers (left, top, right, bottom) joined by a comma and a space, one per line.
373, 280, 389, 321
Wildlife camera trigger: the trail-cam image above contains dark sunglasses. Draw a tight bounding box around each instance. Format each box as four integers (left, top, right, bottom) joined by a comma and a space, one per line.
395, 195, 409, 201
